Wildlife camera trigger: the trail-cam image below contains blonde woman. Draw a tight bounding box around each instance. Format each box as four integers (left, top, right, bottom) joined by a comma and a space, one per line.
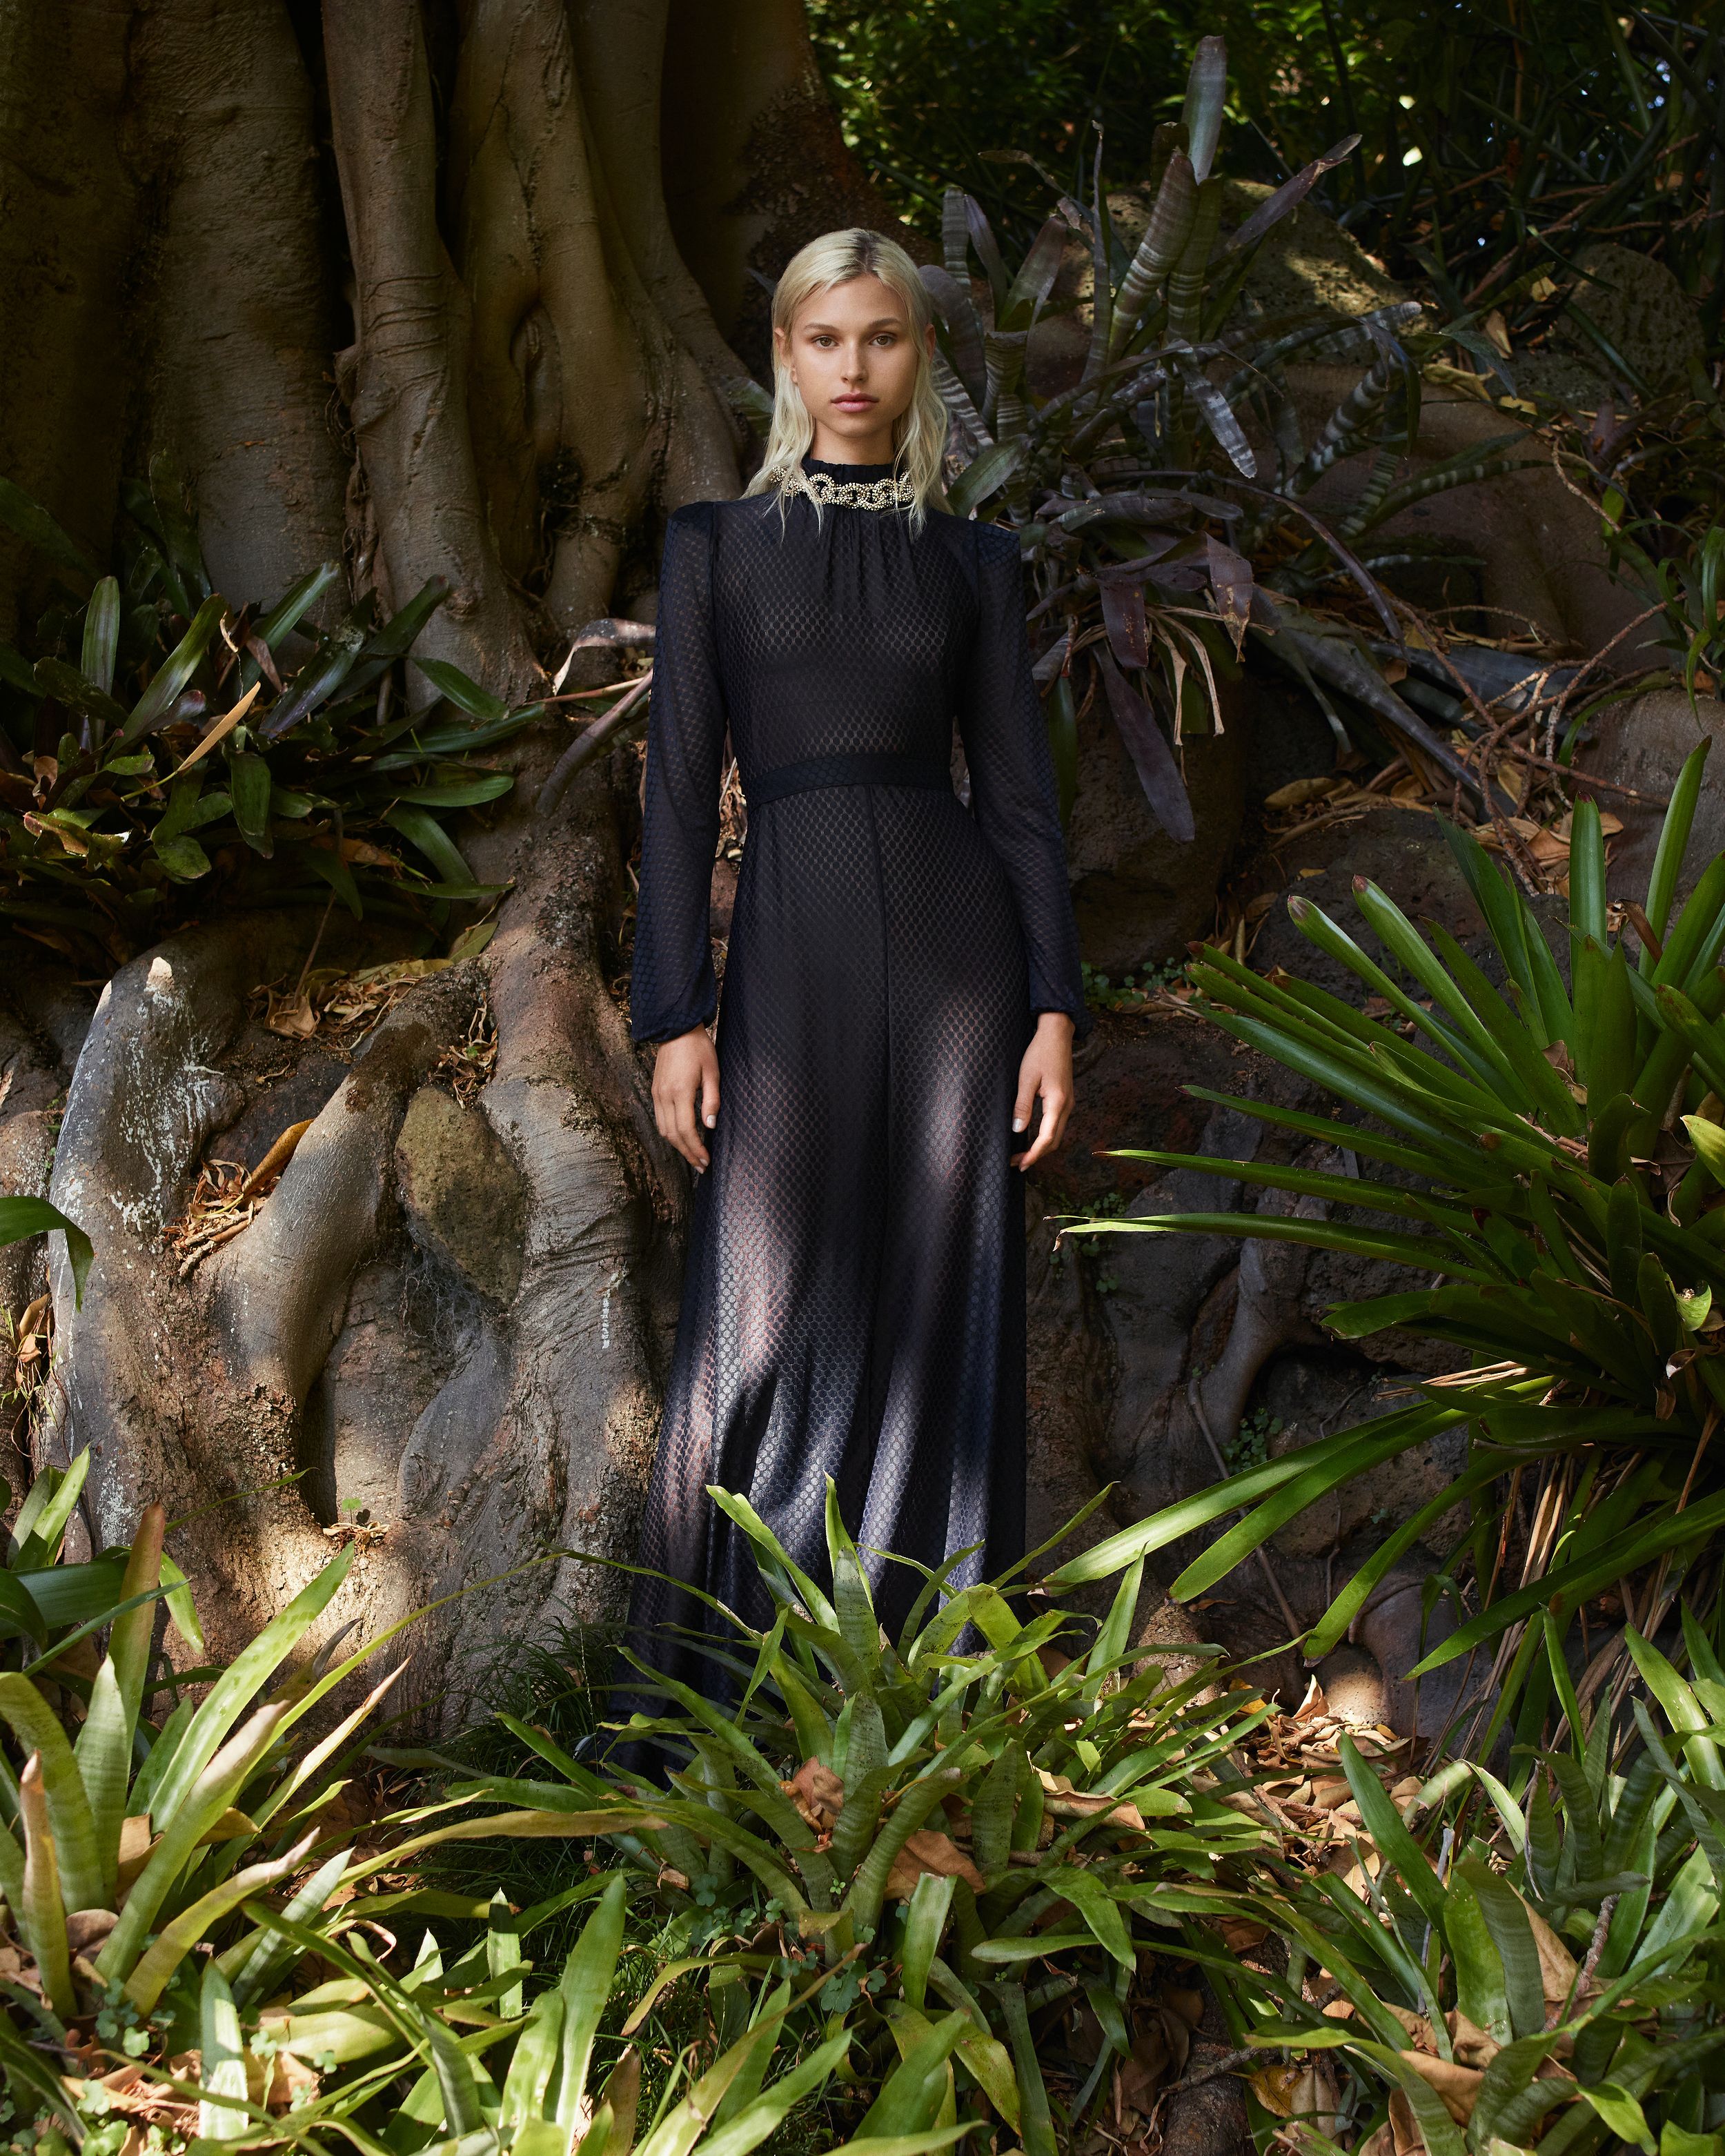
623, 226, 1087, 1712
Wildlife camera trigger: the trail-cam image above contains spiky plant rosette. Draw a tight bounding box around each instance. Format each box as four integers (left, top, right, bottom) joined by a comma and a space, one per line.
931, 37, 1571, 851
1246, 1619, 1725, 2156
444, 1483, 1291, 2156
1061, 734, 1725, 1737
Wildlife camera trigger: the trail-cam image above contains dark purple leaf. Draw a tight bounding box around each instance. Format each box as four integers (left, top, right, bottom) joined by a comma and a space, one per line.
1097, 648, 1194, 843
1112, 152, 1196, 346
963, 193, 1012, 308
1169, 347, 1258, 477
1057, 488, 1241, 533
942, 188, 972, 288
1000, 214, 1070, 330
1032, 631, 1072, 687
1098, 576, 1150, 671
1181, 39, 1228, 184
1205, 535, 1255, 655
1226, 136, 1361, 255
918, 264, 988, 404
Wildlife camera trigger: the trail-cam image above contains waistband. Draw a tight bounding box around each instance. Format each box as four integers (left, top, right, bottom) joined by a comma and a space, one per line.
746, 751, 953, 807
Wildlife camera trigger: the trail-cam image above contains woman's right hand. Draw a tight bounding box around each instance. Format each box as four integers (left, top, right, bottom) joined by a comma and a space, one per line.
651, 1026, 721, 1171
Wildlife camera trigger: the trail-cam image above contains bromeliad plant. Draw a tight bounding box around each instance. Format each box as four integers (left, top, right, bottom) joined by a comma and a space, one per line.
450, 1484, 1285, 2156
0, 457, 551, 966
1063, 734, 1725, 1738
0, 1501, 644, 2145
1251, 1618, 1725, 2156
110, 1871, 956, 2156
0, 1452, 195, 1684
934, 37, 1541, 838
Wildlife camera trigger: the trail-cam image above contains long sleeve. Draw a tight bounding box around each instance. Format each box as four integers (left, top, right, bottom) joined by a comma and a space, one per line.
630, 503, 726, 1045
958, 524, 1092, 1040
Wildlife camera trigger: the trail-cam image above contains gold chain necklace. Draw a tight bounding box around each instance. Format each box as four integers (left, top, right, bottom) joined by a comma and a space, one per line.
789, 467, 915, 513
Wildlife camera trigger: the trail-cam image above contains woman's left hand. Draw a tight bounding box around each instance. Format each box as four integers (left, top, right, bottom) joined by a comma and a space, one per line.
1012, 1011, 1076, 1169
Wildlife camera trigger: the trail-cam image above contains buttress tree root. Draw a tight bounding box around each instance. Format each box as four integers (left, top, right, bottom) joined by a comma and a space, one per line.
0, 0, 895, 1689
34, 735, 686, 1713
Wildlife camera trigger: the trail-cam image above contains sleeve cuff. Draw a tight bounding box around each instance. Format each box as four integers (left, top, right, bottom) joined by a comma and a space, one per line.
631, 1006, 716, 1047
1032, 997, 1094, 1043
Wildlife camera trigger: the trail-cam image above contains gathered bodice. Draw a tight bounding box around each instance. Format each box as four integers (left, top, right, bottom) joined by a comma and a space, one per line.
701, 460, 979, 787
629, 457, 1087, 1046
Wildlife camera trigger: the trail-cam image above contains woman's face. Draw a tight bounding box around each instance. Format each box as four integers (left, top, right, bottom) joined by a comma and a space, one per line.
774, 273, 931, 461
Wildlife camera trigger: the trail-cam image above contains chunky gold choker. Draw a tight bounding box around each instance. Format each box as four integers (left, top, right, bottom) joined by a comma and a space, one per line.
789, 467, 916, 512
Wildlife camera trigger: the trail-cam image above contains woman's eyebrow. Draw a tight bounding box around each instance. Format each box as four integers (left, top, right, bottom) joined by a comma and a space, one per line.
800, 317, 906, 332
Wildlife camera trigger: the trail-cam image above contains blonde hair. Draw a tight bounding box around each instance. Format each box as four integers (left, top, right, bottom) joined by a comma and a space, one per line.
747, 228, 950, 531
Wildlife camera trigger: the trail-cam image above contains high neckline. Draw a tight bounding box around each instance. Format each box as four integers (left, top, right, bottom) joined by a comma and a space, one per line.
802, 454, 898, 481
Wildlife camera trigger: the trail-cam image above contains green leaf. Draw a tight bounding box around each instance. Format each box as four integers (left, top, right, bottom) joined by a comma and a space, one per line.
1580, 2084, 1655, 2152
79, 580, 121, 699
1076, 1211, 1490, 1282
306, 843, 362, 920
386, 803, 474, 887
142, 1545, 354, 1827
0, 1196, 92, 1306
1686, 1115, 1725, 1183
1569, 798, 1609, 944
902, 1872, 956, 2011
101, 1702, 291, 1988
370, 708, 541, 767
32, 657, 130, 741
0, 1675, 106, 1912
74, 1659, 129, 1903
229, 753, 273, 857
251, 563, 340, 655
1045, 1405, 1461, 1590
388, 771, 514, 809
947, 437, 1027, 517
411, 656, 509, 722
1339, 1734, 1446, 1928
0, 475, 97, 581
197, 1959, 252, 2139
124, 594, 226, 744
1643, 736, 1711, 962
1055, 1864, 1135, 1969
993, 1983, 1056, 2156
151, 833, 213, 883
128, 1837, 312, 2014
1457, 1856, 1547, 2039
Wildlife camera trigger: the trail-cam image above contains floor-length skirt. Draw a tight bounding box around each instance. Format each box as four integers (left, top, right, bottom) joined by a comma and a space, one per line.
621, 772, 1032, 1710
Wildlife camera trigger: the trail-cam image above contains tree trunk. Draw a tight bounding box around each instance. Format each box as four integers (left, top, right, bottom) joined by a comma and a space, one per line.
662, 0, 923, 374
0, 0, 891, 1699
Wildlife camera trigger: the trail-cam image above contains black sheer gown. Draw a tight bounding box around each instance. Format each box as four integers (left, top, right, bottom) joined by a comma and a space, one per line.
622, 457, 1089, 1705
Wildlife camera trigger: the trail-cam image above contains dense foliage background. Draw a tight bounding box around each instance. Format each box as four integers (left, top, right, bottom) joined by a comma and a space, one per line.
809, 0, 1722, 341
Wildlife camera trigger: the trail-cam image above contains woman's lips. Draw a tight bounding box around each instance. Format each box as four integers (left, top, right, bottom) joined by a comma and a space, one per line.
833, 396, 876, 410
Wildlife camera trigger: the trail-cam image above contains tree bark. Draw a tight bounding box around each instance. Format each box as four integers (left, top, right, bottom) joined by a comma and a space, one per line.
132, 0, 351, 613
324, 0, 540, 693
661, 0, 922, 374
0, 0, 936, 1703
0, 1, 140, 642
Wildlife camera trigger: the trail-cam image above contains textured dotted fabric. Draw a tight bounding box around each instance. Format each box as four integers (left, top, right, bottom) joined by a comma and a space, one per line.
624, 458, 1089, 1701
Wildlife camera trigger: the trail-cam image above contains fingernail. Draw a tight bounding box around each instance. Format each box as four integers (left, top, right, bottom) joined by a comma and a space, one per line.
704, 1113, 716, 1127
1012, 1118, 1027, 1131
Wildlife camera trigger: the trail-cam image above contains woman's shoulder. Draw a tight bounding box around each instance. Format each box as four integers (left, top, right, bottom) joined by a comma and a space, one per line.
667, 494, 788, 544
920, 506, 1023, 573
665, 499, 718, 537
